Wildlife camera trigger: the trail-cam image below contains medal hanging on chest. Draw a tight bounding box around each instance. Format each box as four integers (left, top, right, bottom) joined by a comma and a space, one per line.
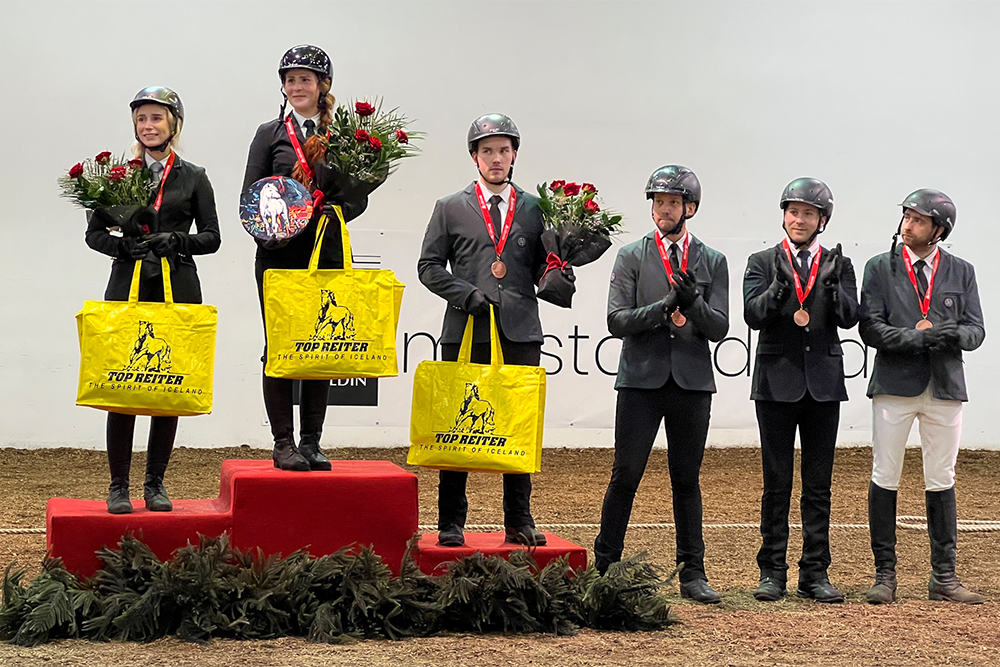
475, 183, 517, 280
903, 249, 940, 330
781, 238, 821, 327
654, 232, 690, 326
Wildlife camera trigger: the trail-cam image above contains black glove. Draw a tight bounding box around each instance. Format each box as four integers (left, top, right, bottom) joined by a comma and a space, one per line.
118, 237, 149, 260
465, 290, 490, 317
773, 247, 797, 287
262, 237, 291, 250
924, 321, 961, 353
661, 289, 679, 316
142, 232, 178, 258
673, 270, 700, 309
819, 243, 843, 289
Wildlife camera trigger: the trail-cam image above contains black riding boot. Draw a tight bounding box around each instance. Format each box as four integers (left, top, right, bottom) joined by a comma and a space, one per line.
106, 413, 135, 514
927, 488, 984, 604
298, 380, 332, 470
866, 482, 897, 604
144, 416, 176, 511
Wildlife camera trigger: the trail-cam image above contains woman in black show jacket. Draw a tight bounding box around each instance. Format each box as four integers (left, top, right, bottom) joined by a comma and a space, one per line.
85, 86, 221, 514
242, 44, 368, 472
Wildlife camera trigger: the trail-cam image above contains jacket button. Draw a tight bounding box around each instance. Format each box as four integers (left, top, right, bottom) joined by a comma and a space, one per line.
804, 326, 810, 332
670, 334, 676, 339
805, 345, 811, 352
498, 284, 504, 290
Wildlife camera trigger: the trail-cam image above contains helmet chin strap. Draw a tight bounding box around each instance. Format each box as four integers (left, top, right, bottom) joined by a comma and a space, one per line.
782, 213, 825, 248
664, 197, 693, 236
135, 130, 174, 154
477, 160, 513, 187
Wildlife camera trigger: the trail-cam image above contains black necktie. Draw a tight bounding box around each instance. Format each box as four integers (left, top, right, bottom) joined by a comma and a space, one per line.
797, 250, 811, 282
303, 119, 315, 138
914, 259, 929, 297
669, 243, 681, 274
489, 195, 502, 234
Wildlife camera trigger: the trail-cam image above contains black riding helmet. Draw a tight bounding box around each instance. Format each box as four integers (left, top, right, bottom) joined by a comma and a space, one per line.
468, 113, 520, 185
899, 189, 956, 242
278, 44, 333, 81
645, 165, 701, 235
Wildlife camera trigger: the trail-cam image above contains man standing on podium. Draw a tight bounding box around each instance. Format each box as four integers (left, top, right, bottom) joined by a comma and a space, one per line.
595, 165, 729, 603
743, 178, 858, 603
417, 113, 548, 549
859, 189, 985, 605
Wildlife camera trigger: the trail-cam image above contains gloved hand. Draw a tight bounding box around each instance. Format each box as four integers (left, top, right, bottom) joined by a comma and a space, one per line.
673, 269, 700, 309
262, 237, 291, 250
465, 290, 491, 317
660, 289, 679, 315
819, 243, 843, 289
773, 247, 797, 287
142, 232, 178, 257
118, 237, 149, 260
924, 321, 961, 353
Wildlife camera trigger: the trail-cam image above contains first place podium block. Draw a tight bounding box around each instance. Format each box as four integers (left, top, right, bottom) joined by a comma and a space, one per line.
47, 459, 418, 578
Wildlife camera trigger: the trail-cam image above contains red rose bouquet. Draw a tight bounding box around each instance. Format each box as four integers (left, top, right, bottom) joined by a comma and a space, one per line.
299, 98, 422, 204
59, 151, 155, 236
535, 181, 623, 308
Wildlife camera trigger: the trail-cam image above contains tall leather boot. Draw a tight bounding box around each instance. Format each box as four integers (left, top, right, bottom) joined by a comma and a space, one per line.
106, 413, 134, 514
926, 488, 984, 604
866, 482, 897, 604
144, 417, 176, 512
298, 379, 332, 470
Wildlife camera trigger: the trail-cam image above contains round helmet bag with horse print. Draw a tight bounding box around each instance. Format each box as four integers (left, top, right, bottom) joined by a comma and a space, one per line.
240, 176, 314, 242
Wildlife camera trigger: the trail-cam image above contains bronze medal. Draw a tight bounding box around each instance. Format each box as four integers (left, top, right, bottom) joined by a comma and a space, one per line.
793, 308, 810, 327
915, 318, 933, 330
671, 310, 687, 327
491, 259, 507, 279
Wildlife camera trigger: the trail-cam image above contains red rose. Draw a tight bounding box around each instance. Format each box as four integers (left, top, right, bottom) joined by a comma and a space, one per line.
68, 163, 84, 178
584, 199, 601, 214
354, 129, 370, 142
355, 101, 376, 117
127, 158, 143, 169
95, 151, 112, 164
582, 183, 597, 193
368, 136, 383, 151
395, 129, 409, 144
549, 180, 566, 191
563, 182, 581, 196
108, 166, 127, 181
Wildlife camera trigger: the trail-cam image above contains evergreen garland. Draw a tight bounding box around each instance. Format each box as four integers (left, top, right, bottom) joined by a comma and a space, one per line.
0, 534, 676, 646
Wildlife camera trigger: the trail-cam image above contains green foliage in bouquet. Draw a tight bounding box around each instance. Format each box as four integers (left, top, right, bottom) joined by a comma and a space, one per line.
58, 151, 153, 209
0, 534, 676, 647
536, 180, 623, 238
320, 99, 423, 184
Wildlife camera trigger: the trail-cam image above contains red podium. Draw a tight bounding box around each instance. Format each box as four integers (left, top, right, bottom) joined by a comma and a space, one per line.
412, 532, 587, 574
46, 460, 418, 578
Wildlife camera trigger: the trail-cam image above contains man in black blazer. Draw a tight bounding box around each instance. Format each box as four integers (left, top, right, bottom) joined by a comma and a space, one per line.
417, 113, 547, 548
595, 166, 729, 604
859, 189, 985, 605
743, 178, 858, 603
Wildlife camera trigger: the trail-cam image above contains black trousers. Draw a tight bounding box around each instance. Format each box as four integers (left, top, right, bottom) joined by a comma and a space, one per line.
255, 258, 331, 443
436, 330, 541, 530
595, 377, 712, 583
755, 397, 840, 583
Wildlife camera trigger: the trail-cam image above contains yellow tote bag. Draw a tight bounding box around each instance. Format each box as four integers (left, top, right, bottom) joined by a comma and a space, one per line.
76, 257, 217, 417
408, 308, 546, 474
263, 206, 404, 380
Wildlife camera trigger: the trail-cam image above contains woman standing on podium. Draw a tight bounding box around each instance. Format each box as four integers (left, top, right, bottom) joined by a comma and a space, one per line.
242, 44, 368, 471
86, 86, 221, 513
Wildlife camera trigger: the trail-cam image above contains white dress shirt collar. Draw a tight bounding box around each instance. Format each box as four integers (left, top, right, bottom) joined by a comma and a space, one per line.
288, 109, 321, 134
903, 244, 939, 278
786, 235, 821, 266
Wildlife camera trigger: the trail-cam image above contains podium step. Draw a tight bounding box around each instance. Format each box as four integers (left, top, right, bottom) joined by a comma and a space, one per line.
47, 459, 418, 578
412, 532, 588, 575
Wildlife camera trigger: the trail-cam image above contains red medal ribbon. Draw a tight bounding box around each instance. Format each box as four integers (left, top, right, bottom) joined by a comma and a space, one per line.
902, 248, 940, 319
475, 182, 517, 258
781, 238, 822, 308
284, 115, 314, 182
654, 232, 689, 284
151, 151, 176, 213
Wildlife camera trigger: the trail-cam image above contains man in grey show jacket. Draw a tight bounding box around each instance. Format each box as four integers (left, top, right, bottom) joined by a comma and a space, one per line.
859, 188, 985, 605
594, 165, 729, 604
417, 113, 548, 549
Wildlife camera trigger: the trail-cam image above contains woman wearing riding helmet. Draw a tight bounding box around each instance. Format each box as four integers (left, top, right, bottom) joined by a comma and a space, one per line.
85, 86, 221, 514
243, 44, 368, 472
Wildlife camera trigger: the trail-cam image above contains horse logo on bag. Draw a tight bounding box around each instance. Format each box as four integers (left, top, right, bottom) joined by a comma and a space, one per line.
450, 383, 496, 434
126, 321, 172, 372
311, 289, 356, 340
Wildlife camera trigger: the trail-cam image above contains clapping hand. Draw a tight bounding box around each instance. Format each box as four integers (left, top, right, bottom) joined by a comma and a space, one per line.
673, 270, 700, 309
819, 243, 843, 289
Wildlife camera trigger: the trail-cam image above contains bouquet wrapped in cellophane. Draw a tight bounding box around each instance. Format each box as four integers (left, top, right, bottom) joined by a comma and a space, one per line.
59, 151, 155, 236
535, 181, 623, 308
295, 99, 422, 204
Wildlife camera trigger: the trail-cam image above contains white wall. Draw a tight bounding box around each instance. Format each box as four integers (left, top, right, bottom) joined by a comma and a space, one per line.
1, 1, 997, 449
